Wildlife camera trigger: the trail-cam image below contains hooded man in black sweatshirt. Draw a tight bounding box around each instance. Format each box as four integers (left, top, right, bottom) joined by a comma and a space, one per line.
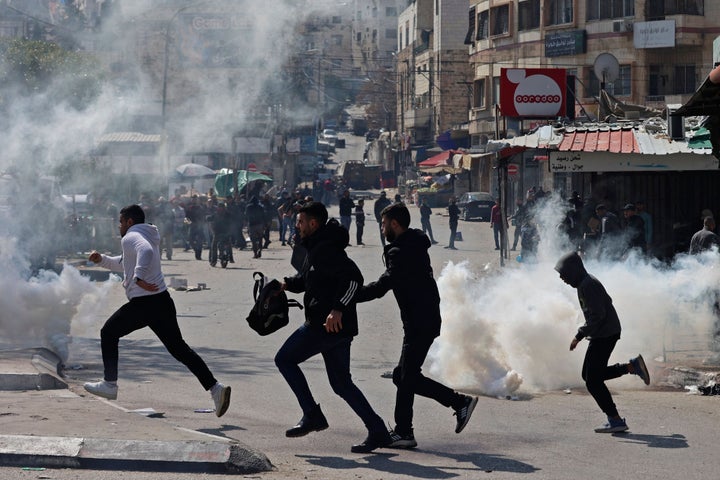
356, 202, 478, 449
555, 251, 651, 433
276, 201, 391, 453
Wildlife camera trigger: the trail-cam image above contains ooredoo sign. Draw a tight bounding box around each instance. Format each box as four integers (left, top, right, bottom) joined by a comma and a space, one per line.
500, 68, 566, 118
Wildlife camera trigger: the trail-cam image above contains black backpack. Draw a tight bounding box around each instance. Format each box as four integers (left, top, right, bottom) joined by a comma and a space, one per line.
246, 271, 303, 336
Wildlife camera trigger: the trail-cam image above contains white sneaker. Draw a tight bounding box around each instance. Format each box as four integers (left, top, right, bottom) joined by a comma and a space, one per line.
84, 380, 118, 400
211, 383, 231, 417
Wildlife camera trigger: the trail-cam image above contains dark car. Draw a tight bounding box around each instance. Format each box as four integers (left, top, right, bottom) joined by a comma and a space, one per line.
457, 192, 495, 221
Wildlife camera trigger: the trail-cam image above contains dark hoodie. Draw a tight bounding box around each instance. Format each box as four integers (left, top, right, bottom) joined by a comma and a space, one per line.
356, 228, 441, 338
284, 219, 362, 337
555, 252, 621, 341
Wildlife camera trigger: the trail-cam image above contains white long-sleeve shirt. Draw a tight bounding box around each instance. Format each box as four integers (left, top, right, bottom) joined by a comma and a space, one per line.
98, 223, 167, 299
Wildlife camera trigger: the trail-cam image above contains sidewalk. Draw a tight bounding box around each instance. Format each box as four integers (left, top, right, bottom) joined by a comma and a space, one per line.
0, 348, 273, 474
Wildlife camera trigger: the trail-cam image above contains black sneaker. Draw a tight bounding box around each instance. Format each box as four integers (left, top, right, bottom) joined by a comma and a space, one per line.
387, 428, 417, 449
629, 354, 651, 385
454, 395, 478, 433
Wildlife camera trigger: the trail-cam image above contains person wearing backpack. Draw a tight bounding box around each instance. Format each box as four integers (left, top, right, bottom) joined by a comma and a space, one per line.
275, 201, 391, 453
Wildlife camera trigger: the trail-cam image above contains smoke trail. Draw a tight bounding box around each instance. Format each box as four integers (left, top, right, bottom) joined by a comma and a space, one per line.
430, 194, 720, 396
0, 0, 316, 361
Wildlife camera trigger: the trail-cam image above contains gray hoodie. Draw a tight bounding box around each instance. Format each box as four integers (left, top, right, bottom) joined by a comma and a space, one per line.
98, 223, 167, 299
555, 252, 621, 341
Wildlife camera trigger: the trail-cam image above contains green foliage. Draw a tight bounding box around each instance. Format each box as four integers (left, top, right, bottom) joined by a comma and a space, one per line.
0, 37, 104, 110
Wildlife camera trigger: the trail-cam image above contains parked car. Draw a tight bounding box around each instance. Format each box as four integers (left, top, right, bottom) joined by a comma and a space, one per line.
457, 191, 495, 221
320, 128, 338, 145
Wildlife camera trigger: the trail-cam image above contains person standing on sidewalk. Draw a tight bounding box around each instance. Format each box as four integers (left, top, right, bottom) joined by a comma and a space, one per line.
374, 191, 391, 246
356, 202, 478, 448
83, 205, 231, 417
419, 197, 438, 244
555, 251, 650, 433
275, 201, 391, 453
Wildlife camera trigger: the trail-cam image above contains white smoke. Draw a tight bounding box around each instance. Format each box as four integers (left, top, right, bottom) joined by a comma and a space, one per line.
430, 193, 720, 396
0, 0, 320, 360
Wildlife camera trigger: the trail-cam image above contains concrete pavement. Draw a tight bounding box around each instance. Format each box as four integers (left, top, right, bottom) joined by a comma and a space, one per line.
0, 348, 273, 473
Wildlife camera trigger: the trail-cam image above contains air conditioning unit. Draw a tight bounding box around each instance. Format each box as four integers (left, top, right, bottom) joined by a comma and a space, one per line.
613, 20, 633, 32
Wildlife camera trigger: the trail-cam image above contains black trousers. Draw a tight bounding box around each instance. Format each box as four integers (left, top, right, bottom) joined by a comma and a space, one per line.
99, 290, 216, 390
392, 333, 462, 434
582, 334, 626, 418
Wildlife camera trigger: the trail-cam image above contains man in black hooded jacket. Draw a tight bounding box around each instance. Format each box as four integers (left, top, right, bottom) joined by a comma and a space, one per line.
276, 201, 391, 453
555, 251, 650, 433
356, 202, 478, 449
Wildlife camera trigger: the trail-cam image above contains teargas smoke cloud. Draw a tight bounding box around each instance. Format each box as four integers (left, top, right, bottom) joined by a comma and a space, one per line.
430, 194, 720, 397
0, 0, 311, 361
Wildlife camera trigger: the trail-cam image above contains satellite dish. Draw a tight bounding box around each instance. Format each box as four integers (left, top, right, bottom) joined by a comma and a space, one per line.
593, 53, 620, 84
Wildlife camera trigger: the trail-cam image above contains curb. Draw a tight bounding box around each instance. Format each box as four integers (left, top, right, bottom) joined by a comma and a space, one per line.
0, 348, 66, 391
0, 435, 274, 473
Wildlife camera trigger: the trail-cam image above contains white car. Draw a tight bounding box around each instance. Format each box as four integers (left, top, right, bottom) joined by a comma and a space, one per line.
320, 128, 338, 145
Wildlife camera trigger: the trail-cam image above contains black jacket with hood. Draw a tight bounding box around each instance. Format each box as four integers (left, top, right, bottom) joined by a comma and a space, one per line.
356, 228, 441, 338
555, 252, 621, 341
284, 219, 362, 338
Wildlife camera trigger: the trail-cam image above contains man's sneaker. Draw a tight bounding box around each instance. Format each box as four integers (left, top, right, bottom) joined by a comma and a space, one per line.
351, 430, 392, 453
84, 380, 118, 400
594, 417, 629, 433
629, 354, 651, 385
211, 383, 231, 417
388, 428, 417, 449
454, 395, 478, 433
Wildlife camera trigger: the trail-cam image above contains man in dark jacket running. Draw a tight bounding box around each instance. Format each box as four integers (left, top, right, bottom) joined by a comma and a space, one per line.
356, 202, 478, 448
555, 251, 650, 433
276, 201, 391, 453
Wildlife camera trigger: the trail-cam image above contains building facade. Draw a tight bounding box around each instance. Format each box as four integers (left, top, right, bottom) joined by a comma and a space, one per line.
466, 0, 720, 145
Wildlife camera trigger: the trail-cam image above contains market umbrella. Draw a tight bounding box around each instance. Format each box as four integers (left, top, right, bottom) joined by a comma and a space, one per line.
175, 163, 216, 178
214, 168, 273, 197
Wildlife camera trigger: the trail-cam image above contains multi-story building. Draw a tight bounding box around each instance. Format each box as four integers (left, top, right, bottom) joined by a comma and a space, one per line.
352, 0, 406, 75
396, 0, 473, 147
466, 0, 720, 145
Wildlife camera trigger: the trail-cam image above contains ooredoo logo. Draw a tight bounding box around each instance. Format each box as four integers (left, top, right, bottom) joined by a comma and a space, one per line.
500, 68, 566, 118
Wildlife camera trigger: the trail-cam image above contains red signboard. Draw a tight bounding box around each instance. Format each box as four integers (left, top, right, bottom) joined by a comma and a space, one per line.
500, 68, 566, 118
507, 164, 519, 176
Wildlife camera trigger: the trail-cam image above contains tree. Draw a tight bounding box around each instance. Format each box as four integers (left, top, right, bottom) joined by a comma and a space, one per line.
0, 38, 104, 111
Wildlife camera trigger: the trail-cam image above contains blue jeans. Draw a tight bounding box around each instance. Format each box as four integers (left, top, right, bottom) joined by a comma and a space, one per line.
340, 215, 352, 231
280, 216, 293, 243
275, 324, 386, 434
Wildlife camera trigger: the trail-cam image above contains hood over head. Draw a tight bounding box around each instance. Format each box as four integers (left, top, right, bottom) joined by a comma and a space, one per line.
304, 218, 349, 251
554, 251, 588, 287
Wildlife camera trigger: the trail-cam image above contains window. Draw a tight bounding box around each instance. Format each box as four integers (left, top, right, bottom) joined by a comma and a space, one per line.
586, 65, 632, 96
546, 0, 573, 26
386, 7, 397, 16
332, 35, 343, 46
492, 76, 501, 105
490, 5, 510, 36
473, 79, 486, 108
385, 28, 397, 39
476, 10, 489, 40
587, 0, 634, 20
646, 0, 703, 17
332, 16, 341, 24
518, 0, 540, 31
674, 65, 696, 94
464, 6, 476, 44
